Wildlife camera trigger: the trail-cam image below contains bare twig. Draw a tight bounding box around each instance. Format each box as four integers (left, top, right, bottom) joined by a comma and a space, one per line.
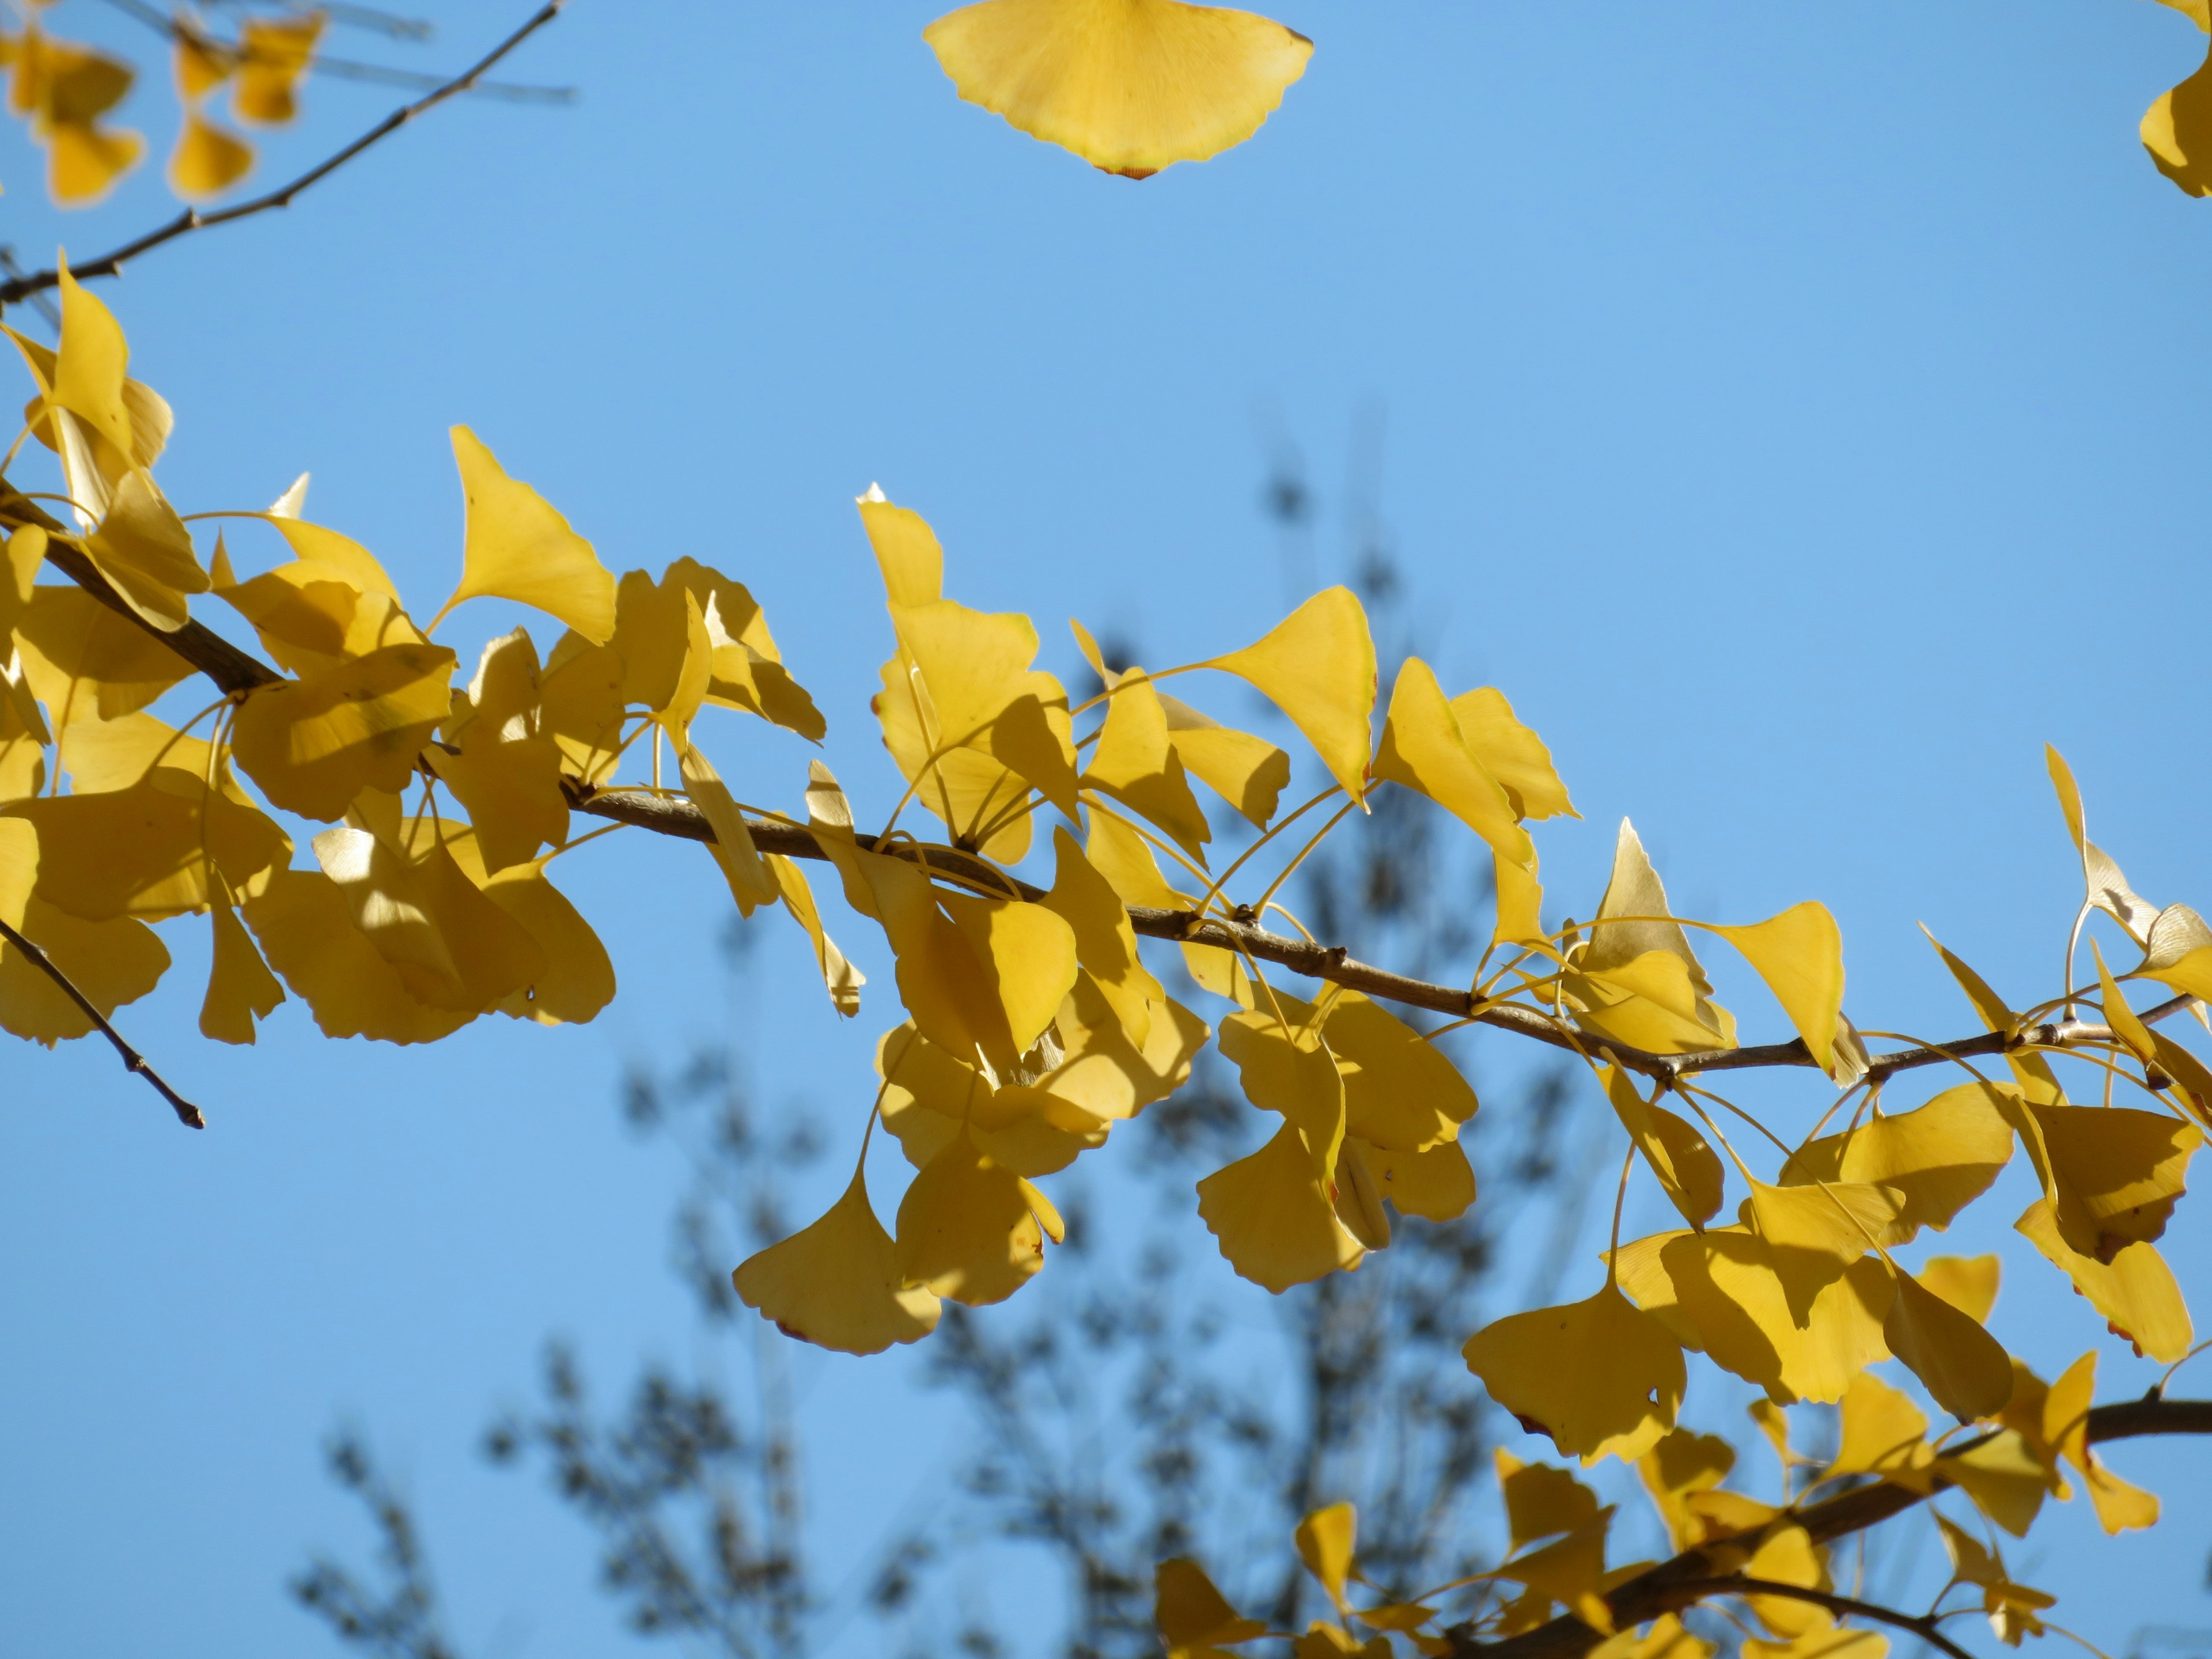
0, 914, 204, 1128
90, 0, 574, 103
1448, 1397, 2212, 1659
0, 0, 573, 310
1666, 1577, 1974, 1659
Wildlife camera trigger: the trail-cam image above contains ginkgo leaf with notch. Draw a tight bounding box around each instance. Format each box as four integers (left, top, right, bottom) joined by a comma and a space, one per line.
733, 1165, 941, 1355
1463, 1282, 1685, 1464
439, 426, 617, 645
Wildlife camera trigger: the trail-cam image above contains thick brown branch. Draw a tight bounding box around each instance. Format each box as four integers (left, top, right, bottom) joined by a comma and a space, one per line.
557, 781, 2184, 1086
0, 915, 204, 1128
1448, 1397, 2212, 1659
0, 1, 571, 309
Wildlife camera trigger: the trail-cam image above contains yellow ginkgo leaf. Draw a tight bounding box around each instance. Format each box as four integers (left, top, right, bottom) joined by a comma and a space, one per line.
2144, 34, 2212, 196
200, 884, 284, 1044
896, 598, 1082, 819
1921, 925, 2067, 1105
312, 826, 546, 1013
879, 1022, 1105, 1176
857, 486, 944, 605
1779, 1082, 2014, 1242
440, 427, 617, 645
216, 559, 366, 676
1884, 1267, 2014, 1422
264, 515, 404, 607
1196, 1119, 1366, 1291
1084, 669, 1211, 858
241, 867, 474, 1045
923, 0, 1312, 179
679, 739, 776, 911
1917, 1254, 2000, 1325
1372, 657, 1530, 865
540, 629, 628, 784
168, 109, 251, 198
233, 11, 323, 124
1742, 1634, 1885, 1659
230, 642, 456, 820
1323, 990, 1478, 1150
1605, 1065, 1724, 1229
1934, 1512, 2054, 1646
2004, 1096, 2200, 1263
6, 768, 288, 921
940, 888, 1082, 1059
1086, 804, 1187, 910
1343, 1126, 1475, 1223
2014, 1198, 2192, 1362
1154, 1558, 1267, 1656
83, 468, 210, 634
1158, 691, 1289, 827
767, 853, 865, 1017
1039, 824, 1162, 1046
1648, 1228, 1895, 1405
479, 857, 616, 1028
1496, 1448, 1600, 1554
1463, 1283, 1685, 1463
1740, 1524, 1830, 1639
1823, 1371, 1933, 1490
1936, 1430, 2051, 1539
427, 628, 569, 874
2043, 1351, 2159, 1533
679, 565, 823, 740
1574, 820, 1733, 1053
52, 257, 134, 464
1707, 903, 1844, 1078
1218, 1003, 1347, 1175
1634, 1429, 1734, 1551
1294, 1502, 1355, 1613
1743, 1178, 1902, 1321
1447, 687, 1576, 821
1208, 587, 1374, 804
733, 1166, 941, 1355
893, 1128, 1053, 1305
13, 585, 192, 725
1477, 1510, 1615, 1634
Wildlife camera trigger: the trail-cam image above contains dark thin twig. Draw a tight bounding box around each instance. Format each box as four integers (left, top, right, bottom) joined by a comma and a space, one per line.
0, 915, 204, 1128
0, 0, 572, 309
1671, 1577, 1974, 1659
89, 0, 574, 103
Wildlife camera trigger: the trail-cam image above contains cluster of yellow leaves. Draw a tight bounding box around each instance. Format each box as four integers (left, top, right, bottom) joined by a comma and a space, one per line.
1, 3, 320, 205
1153, 1378, 2130, 1653
1, 271, 834, 1055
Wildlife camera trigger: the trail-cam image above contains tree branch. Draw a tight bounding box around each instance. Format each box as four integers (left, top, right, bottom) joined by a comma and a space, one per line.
1446, 1397, 2212, 1659
1671, 1578, 1975, 1659
0, 0, 572, 310
5, 493, 2200, 1093
0, 914, 204, 1128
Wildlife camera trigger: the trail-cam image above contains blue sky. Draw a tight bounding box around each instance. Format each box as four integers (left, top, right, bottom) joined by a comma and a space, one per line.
3, 2, 2211, 1655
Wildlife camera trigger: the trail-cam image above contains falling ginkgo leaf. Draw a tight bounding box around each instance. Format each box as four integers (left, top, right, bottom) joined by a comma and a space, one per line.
923, 0, 1313, 179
